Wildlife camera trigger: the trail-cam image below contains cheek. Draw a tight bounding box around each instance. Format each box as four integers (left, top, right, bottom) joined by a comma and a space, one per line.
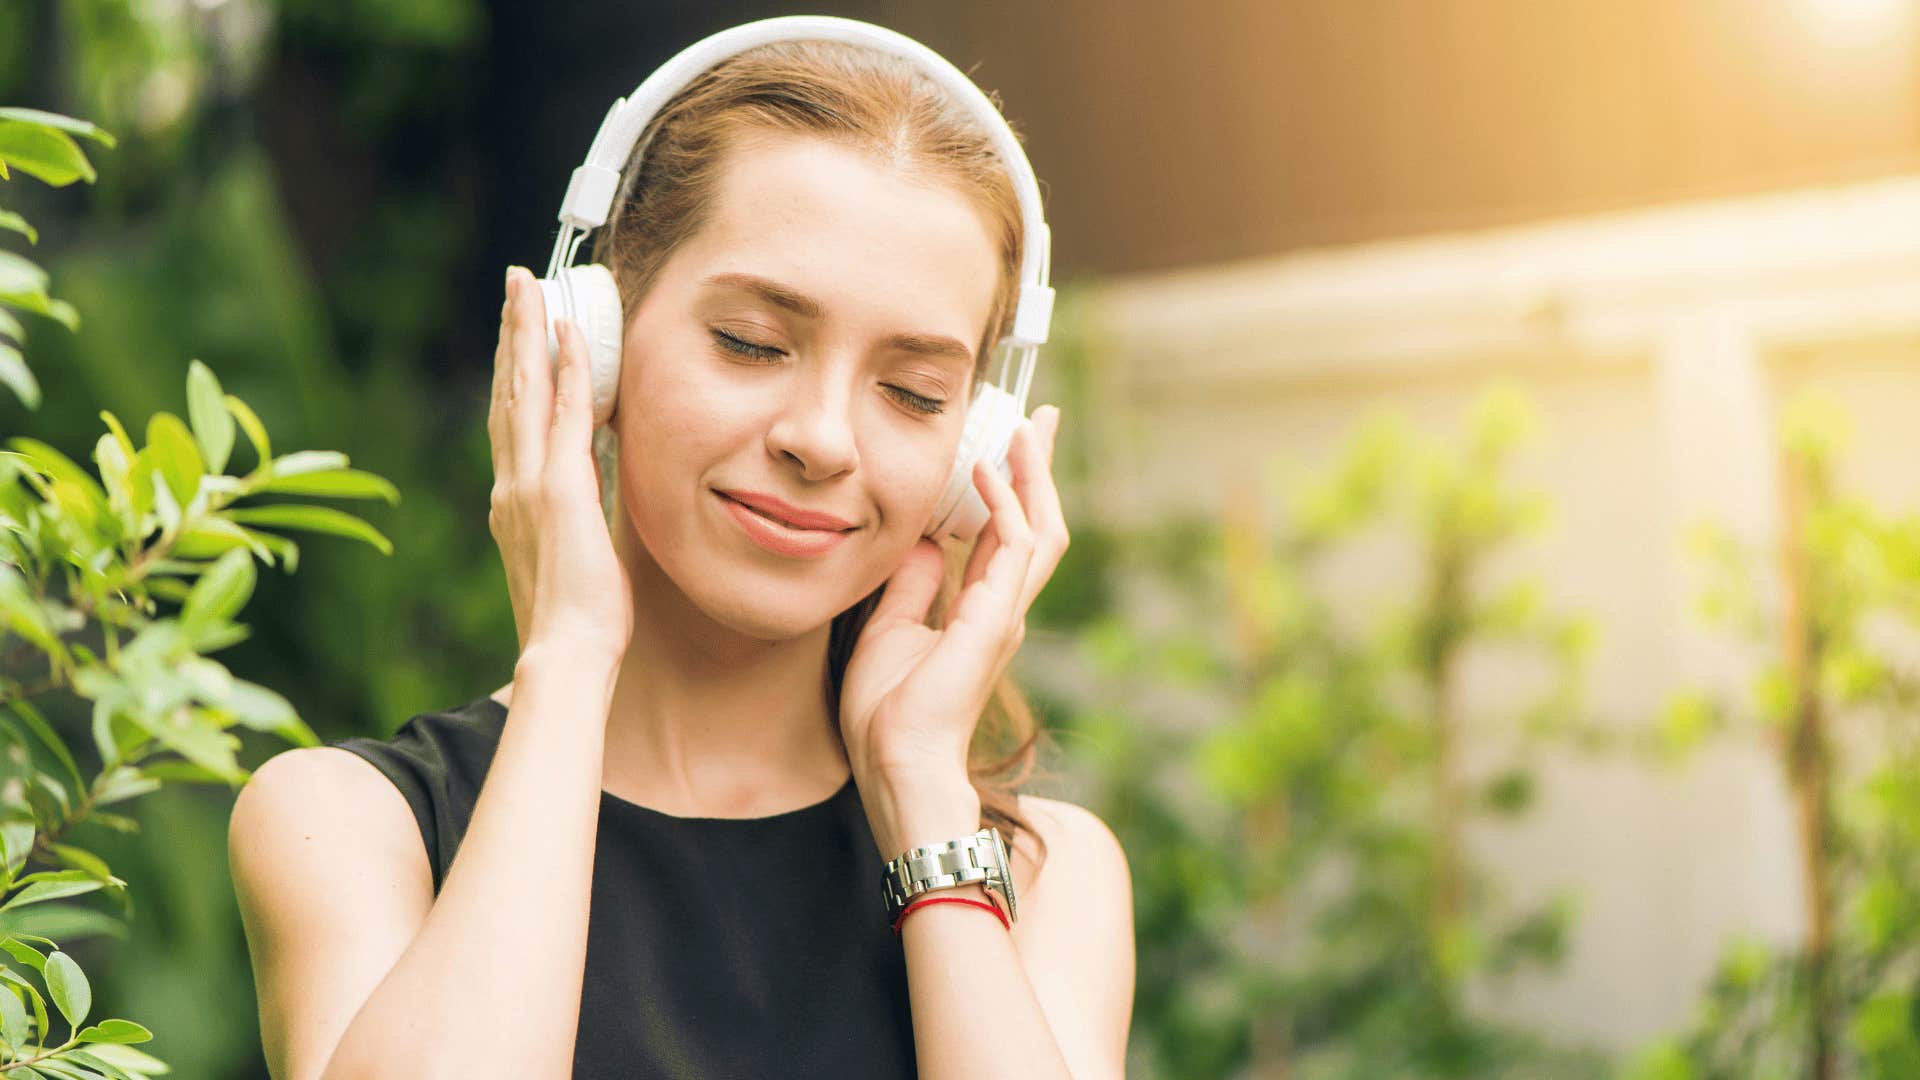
876, 437, 964, 533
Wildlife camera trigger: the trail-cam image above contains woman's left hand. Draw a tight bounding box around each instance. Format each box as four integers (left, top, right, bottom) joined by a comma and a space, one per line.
839, 404, 1066, 785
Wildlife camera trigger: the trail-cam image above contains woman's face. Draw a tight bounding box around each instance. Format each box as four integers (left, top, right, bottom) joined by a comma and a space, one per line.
610, 130, 1002, 640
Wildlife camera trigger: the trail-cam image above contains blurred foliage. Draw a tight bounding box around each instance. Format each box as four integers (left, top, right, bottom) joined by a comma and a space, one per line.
1060, 384, 1609, 1078
0, 98, 394, 1078
1626, 393, 1920, 1080
1, 2, 500, 1075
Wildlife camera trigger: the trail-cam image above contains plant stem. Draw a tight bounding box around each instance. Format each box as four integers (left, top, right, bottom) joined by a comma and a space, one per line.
1778, 446, 1835, 1080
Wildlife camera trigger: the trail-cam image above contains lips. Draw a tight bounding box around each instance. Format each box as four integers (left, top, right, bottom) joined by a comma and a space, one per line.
714, 489, 857, 532
717, 491, 853, 559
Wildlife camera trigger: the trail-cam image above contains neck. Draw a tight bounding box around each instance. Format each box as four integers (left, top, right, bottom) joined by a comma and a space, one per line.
596, 499, 854, 819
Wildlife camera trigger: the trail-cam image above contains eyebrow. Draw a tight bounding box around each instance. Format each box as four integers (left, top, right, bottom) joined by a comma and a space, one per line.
700, 271, 976, 370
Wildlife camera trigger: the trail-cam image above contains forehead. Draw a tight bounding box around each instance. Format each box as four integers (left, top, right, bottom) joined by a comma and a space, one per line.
686, 131, 1001, 342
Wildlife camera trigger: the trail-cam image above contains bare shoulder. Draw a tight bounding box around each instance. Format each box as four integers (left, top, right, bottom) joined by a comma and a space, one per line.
235, 746, 424, 852
229, 745, 436, 1079
229, 744, 435, 924
1009, 792, 1130, 902
1008, 792, 1136, 1075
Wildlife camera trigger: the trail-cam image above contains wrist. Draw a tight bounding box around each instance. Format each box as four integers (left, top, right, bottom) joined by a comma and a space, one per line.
516, 636, 622, 689
862, 768, 982, 861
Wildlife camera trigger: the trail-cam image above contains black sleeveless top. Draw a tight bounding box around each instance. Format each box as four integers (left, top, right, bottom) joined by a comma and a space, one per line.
330, 693, 919, 1079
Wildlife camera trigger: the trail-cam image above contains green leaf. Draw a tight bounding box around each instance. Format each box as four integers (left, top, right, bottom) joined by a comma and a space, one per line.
0, 206, 35, 244
88, 767, 160, 809
143, 414, 203, 511
0, 901, 126, 944
60, 1053, 135, 1076
223, 394, 270, 469
45, 846, 115, 888
0, 822, 37, 880
258, 468, 400, 503
225, 504, 392, 555
179, 548, 254, 629
183, 361, 233, 475
0, 980, 28, 1051
73, 1043, 168, 1076
0, 289, 79, 332
0, 247, 47, 296
73, 1018, 150, 1045
222, 680, 315, 747
0, 303, 22, 341
8, 871, 103, 892
0, 966, 49, 1054
169, 516, 260, 561
0, 935, 46, 972
96, 412, 134, 461
31, 1060, 104, 1080
266, 450, 349, 479
6, 700, 86, 804
123, 711, 244, 785
0, 120, 95, 186
0, 562, 59, 652
129, 761, 229, 785
5, 437, 108, 507
42, 951, 89, 1028
0, 880, 103, 913
80, 814, 136, 836
235, 525, 299, 573
0, 109, 117, 147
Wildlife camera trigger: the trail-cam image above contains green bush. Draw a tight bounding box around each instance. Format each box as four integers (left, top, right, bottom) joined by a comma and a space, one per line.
0, 104, 396, 1079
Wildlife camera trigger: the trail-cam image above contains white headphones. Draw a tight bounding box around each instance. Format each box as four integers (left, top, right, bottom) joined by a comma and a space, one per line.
532, 14, 1054, 544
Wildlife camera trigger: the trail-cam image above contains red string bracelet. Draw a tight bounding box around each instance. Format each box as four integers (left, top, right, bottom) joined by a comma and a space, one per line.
891, 894, 1011, 936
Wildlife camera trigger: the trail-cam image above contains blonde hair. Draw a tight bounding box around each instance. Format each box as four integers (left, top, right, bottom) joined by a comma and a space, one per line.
587, 38, 1054, 866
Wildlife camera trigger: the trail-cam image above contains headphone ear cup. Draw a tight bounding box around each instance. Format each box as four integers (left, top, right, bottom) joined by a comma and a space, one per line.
925, 382, 1023, 543
537, 263, 624, 428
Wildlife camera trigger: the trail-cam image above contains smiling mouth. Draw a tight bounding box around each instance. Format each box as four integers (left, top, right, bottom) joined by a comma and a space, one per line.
720, 493, 853, 533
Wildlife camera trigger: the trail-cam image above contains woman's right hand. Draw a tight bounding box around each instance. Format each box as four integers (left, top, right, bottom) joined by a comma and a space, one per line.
488, 265, 635, 663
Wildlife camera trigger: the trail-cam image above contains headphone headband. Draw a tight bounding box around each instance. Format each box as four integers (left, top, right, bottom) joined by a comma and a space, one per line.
549, 14, 1054, 348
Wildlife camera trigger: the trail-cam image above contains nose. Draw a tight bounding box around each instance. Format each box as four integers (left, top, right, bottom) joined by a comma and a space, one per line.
764, 360, 859, 482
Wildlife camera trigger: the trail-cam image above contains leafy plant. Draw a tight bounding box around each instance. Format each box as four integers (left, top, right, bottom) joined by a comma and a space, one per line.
1628, 393, 1920, 1080
0, 105, 397, 1077
0, 105, 116, 413
1067, 384, 1607, 1077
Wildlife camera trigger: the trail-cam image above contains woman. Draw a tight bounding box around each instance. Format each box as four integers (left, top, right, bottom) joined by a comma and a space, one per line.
230, 25, 1134, 1080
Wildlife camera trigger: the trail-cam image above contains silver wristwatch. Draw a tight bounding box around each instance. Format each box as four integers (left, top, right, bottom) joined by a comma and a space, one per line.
882, 826, 1018, 925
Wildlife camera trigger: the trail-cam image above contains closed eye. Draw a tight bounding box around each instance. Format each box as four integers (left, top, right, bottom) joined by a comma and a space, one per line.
711, 328, 784, 361
708, 329, 948, 416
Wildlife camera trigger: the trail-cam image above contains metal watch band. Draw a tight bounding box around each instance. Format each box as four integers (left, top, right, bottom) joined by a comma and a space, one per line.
882, 826, 1018, 925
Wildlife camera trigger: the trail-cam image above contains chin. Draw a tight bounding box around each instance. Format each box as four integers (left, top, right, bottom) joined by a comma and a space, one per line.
696, 578, 851, 641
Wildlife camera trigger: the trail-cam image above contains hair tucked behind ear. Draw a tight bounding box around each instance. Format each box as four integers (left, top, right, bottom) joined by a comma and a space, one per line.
586, 37, 1058, 870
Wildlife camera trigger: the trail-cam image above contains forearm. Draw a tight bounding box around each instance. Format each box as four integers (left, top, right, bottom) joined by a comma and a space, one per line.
324, 642, 617, 1080
868, 773, 1075, 1080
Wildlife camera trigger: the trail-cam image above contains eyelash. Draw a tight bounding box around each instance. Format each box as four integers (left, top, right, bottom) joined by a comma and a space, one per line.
709, 330, 947, 416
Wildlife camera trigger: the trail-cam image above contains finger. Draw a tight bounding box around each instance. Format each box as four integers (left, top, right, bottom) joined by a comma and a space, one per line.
924, 459, 1033, 690
867, 537, 946, 628
959, 518, 1000, 595
488, 280, 515, 481
548, 319, 595, 470
1010, 406, 1068, 616
507, 266, 554, 482
959, 419, 1040, 593
950, 452, 1034, 629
